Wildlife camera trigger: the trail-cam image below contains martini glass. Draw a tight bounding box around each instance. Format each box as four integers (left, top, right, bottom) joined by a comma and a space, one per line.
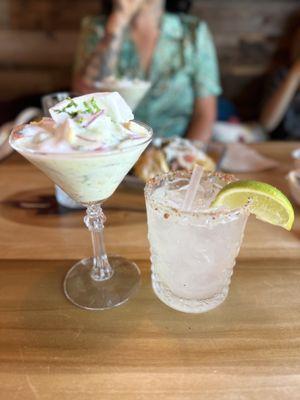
10, 122, 152, 310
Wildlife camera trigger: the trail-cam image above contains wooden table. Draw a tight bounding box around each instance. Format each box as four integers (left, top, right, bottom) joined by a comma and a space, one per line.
0, 142, 300, 400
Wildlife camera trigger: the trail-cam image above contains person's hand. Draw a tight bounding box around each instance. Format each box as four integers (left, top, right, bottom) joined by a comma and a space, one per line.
105, 0, 144, 35
113, 0, 145, 24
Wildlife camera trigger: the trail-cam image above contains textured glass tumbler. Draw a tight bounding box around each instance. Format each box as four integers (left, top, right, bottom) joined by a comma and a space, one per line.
145, 171, 249, 313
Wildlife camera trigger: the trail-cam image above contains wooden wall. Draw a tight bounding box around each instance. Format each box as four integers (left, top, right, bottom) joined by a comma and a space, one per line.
0, 0, 299, 118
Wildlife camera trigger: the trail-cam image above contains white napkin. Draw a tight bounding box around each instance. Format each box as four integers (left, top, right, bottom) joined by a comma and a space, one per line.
220, 143, 279, 173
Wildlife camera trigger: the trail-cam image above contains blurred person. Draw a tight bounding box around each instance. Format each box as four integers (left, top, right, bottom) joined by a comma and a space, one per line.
73, 0, 221, 142
260, 26, 300, 140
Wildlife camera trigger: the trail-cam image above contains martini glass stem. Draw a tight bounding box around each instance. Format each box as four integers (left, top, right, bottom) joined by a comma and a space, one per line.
84, 203, 113, 281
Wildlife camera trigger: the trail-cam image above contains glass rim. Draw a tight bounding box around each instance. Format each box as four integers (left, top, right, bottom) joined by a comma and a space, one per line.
41, 91, 75, 99
144, 170, 250, 218
9, 120, 153, 159
94, 80, 151, 88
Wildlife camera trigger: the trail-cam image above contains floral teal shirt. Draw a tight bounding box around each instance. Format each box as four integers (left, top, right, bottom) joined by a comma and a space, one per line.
75, 13, 222, 137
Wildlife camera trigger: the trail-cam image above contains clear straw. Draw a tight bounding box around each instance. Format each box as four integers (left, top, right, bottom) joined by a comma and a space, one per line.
181, 164, 204, 211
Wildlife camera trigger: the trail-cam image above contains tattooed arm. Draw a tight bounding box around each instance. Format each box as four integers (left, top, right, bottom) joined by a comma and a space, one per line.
74, 0, 144, 92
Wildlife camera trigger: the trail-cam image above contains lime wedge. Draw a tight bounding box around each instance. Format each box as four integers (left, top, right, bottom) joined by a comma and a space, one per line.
211, 180, 294, 230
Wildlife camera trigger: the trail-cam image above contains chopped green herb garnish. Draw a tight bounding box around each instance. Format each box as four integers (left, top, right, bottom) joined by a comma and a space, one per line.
90, 97, 100, 112
83, 101, 93, 114
62, 98, 78, 113
66, 97, 77, 108
69, 111, 79, 118
53, 98, 79, 116
53, 97, 101, 123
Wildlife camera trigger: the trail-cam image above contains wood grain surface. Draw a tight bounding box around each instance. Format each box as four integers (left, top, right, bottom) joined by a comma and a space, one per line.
0, 142, 300, 399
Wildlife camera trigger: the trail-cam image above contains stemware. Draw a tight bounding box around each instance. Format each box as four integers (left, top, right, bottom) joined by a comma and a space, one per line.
10, 122, 152, 310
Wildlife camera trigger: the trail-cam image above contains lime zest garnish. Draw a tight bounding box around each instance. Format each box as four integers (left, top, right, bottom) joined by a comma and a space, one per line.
212, 180, 295, 231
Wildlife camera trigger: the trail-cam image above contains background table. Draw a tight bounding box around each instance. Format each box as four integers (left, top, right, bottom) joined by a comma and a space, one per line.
0, 142, 299, 399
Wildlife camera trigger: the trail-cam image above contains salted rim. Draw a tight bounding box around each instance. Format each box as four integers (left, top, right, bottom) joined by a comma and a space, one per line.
144, 170, 250, 218
9, 120, 153, 158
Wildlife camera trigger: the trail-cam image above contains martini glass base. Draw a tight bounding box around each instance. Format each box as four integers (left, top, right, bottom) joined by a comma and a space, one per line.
63, 256, 141, 310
